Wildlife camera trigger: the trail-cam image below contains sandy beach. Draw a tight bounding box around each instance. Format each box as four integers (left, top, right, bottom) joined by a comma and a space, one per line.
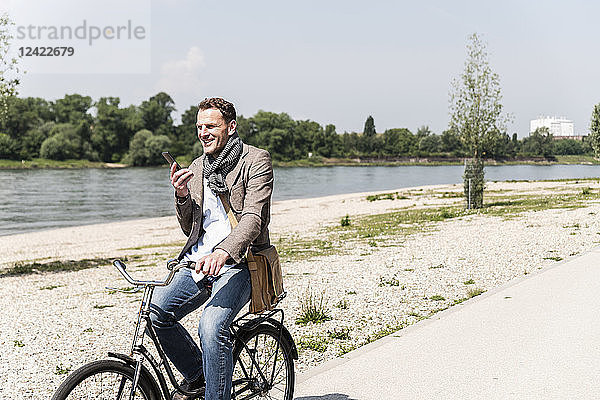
2, 179, 600, 399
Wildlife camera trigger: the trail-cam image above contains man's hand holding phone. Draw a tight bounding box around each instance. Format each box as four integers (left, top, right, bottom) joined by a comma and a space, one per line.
163, 152, 194, 197
171, 163, 194, 197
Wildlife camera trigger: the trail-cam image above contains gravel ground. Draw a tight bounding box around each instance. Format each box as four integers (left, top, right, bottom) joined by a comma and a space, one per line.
2, 180, 600, 399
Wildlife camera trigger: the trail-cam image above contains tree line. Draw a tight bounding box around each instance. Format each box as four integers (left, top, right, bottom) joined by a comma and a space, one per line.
0, 92, 596, 165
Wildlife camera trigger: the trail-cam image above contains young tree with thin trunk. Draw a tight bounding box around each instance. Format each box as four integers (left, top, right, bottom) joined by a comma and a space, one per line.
0, 13, 21, 118
590, 103, 600, 159
449, 33, 511, 208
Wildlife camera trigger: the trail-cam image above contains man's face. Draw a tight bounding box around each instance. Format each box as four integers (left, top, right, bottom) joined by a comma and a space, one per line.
196, 108, 236, 155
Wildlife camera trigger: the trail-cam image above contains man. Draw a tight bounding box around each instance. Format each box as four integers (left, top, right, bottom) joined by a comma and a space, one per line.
150, 97, 274, 400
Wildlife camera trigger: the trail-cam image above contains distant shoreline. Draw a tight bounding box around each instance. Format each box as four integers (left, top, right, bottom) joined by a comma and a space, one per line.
1, 155, 599, 170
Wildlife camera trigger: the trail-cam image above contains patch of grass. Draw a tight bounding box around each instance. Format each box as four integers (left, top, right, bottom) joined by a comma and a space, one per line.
463, 279, 475, 285
378, 276, 400, 287
39, 284, 64, 290
13, 339, 25, 347
1, 257, 118, 277
93, 304, 114, 310
276, 235, 338, 262
337, 343, 358, 356
340, 215, 351, 227
335, 299, 349, 309
327, 327, 351, 340
295, 289, 332, 325
331, 206, 465, 242
403, 268, 414, 272
346, 290, 357, 295
297, 335, 328, 353
54, 363, 71, 375
437, 191, 463, 198
408, 311, 421, 318
543, 256, 563, 262
430, 295, 445, 301
83, 327, 93, 333
582, 187, 592, 195
0, 158, 113, 170
467, 287, 485, 298
366, 192, 409, 202
107, 286, 135, 295
367, 321, 406, 342
483, 190, 600, 217
429, 263, 445, 269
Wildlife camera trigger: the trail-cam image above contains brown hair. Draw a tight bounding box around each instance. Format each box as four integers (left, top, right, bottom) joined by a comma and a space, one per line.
198, 97, 237, 123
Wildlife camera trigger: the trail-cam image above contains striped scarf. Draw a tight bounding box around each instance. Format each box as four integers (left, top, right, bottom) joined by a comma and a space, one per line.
203, 132, 243, 194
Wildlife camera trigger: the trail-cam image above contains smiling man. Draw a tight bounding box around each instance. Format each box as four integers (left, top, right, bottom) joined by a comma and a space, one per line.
149, 97, 274, 400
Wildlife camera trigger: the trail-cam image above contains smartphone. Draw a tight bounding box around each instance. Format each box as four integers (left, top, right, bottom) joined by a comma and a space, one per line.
162, 152, 181, 171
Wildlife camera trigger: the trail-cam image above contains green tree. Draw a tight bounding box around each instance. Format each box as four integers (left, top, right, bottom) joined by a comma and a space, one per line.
590, 103, 600, 158
360, 115, 376, 154
174, 105, 200, 157
128, 129, 153, 166
449, 33, 511, 208
323, 124, 341, 157
0, 13, 22, 118
552, 139, 584, 155
91, 97, 141, 162
439, 129, 463, 155
140, 92, 176, 137
383, 128, 416, 156
418, 134, 441, 154
0, 132, 17, 158
520, 127, 553, 158
53, 94, 93, 125
0, 97, 54, 158
39, 123, 95, 160
21, 121, 55, 159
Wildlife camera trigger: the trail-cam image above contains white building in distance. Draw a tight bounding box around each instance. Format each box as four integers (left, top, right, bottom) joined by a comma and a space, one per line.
530, 116, 574, 137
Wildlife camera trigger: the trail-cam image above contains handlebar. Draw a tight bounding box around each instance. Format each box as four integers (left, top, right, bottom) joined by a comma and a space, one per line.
112, 259, 196, 287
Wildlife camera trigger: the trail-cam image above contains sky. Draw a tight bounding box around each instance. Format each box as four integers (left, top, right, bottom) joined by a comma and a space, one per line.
2, 0, 600, 137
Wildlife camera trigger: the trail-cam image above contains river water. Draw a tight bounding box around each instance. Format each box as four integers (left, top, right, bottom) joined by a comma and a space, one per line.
1, 164, 599, 236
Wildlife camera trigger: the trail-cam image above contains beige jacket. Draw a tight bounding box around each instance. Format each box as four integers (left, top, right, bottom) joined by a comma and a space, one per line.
175, 144, 274, 263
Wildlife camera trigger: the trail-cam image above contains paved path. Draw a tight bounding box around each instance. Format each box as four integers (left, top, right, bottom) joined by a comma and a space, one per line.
294, 246, 600, 399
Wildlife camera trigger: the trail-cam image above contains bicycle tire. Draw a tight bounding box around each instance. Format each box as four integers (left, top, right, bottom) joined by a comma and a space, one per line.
51, 359, 159, 400
232, 323, 295, 400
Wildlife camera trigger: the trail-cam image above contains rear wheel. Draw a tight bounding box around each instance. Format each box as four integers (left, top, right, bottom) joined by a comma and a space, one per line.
51, 359, 159, 400
232, 324, 295, 400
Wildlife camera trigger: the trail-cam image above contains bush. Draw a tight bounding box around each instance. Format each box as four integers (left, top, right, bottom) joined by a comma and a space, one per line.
19, 122, 55, 159
145, 134, 172, 165
463, 158, 485, 208
128, 129, 153, 166
0, 133, 18, 159
552, 139, 584, 155
295, 289, 332, 325
40, 124, 82, 160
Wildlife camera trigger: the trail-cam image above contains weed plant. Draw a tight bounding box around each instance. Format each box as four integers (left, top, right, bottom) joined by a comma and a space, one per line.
295, 289, 332, 325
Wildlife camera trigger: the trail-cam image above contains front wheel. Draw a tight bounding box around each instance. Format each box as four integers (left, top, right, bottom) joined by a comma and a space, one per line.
232, 324, 295, 400
51, 359, 159, 400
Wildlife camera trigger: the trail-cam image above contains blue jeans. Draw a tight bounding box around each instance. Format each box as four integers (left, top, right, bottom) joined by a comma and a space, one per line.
149, 264, 251, 400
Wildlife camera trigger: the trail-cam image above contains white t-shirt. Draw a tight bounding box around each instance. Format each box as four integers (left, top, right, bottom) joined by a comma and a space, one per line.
183, 178, 233, 282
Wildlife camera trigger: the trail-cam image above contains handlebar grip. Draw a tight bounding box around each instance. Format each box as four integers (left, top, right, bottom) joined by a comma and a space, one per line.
114, 259, 126, 270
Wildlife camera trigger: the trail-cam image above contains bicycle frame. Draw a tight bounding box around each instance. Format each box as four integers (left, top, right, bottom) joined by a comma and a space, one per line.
109, 260, 294, 400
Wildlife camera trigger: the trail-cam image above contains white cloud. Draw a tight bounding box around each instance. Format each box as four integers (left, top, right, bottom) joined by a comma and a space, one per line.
155, 46, 205, 98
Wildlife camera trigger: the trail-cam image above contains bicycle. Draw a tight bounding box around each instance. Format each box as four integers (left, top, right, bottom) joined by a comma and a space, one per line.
51, 259, 298, 400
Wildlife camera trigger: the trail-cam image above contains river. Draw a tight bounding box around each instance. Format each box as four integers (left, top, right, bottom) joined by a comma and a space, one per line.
1, 164, 599, 236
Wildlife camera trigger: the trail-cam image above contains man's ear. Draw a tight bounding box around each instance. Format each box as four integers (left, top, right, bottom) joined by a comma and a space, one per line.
228, 120, 237, 136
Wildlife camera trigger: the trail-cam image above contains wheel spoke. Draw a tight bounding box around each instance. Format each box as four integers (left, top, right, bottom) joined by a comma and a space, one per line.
232, 325, 294, 400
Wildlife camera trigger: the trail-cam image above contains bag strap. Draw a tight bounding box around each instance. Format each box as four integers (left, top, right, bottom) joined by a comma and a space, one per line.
218, 193, 256, 263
